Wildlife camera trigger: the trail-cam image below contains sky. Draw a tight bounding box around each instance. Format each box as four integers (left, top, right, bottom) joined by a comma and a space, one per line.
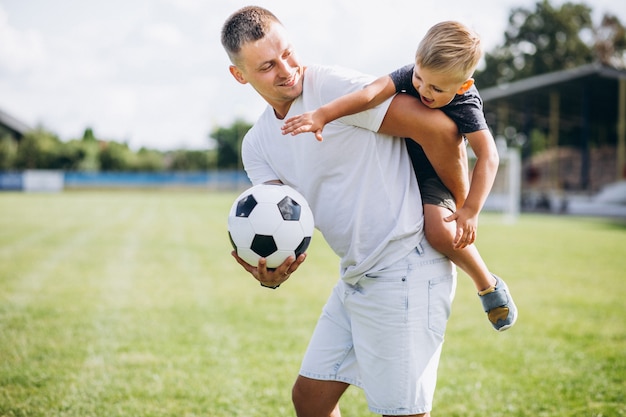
1, 0, 625, 151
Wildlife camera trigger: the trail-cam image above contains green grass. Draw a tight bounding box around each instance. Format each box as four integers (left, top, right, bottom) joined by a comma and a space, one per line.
0, 191, 624, 417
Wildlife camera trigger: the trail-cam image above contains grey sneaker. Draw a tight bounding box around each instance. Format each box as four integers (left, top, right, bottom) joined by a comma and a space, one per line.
478, 275, 518, 331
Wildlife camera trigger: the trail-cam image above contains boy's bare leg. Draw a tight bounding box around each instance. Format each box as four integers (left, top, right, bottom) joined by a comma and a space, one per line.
423, 204, 495, 291
424, 204, 518, 331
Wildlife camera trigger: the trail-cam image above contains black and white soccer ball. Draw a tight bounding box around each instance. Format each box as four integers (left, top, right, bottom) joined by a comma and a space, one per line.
228, 183, 314, 269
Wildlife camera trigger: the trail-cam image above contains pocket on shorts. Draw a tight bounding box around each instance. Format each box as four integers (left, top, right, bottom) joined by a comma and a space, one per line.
362, 267, 410, 322
428, 274, 455, 337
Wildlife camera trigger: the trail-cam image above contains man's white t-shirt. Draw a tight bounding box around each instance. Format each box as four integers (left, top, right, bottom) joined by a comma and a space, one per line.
242, 65, 424, 284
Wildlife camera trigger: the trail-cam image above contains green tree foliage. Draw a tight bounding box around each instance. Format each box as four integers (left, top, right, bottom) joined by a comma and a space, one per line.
135, 148, 166, 171
210, 119, 251, 170
594, 14, 626, 68
1, 108, 252, 173
82, 127, 96, 142
475, 0, 626, 87
14, 128, 64, 169
0, 135, 18, 170
2, 122, 247, 172
55, 139, 88, 170
168, 149, 215, 171
98, 141, 136, 171
63, 127, 102, 171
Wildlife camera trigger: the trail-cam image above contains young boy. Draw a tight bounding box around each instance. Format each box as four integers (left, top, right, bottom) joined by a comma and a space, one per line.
281, 21, 517, 331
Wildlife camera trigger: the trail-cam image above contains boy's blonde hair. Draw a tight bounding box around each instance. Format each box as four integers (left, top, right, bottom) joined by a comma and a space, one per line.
416, 21, 483, 82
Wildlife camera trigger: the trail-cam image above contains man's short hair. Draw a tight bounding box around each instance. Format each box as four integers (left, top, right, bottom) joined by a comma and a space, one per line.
221, 6, 281, 64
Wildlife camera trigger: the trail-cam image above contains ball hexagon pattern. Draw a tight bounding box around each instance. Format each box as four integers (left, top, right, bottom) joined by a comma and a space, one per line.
228, 183, 314, 269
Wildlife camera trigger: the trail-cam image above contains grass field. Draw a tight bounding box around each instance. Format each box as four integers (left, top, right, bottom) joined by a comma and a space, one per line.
0, 190, 624, 417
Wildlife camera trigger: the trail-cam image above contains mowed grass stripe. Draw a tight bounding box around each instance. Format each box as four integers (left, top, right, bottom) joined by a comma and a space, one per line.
3, 206, 136, 309
58, 198, 161, 415
0, 194, 142, 414
0, 191, 624, 416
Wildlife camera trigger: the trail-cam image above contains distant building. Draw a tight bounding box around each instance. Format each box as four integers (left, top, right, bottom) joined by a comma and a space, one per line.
0, 107, 31, 141
481, 63, 626, 194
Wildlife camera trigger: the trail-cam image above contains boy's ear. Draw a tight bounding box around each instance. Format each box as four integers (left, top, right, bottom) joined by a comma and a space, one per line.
456, 78, 475, 95
229, 65, 248, 85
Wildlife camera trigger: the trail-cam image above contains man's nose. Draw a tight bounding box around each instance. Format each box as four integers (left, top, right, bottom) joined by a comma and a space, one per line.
276, 59, 292, 76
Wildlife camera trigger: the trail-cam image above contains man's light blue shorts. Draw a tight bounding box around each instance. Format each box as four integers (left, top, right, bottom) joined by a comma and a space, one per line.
299, 240, 456, 415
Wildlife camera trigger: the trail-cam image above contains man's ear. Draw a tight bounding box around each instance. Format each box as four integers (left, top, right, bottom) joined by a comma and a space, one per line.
229, 65, 248, 85
456, 78, 475, 95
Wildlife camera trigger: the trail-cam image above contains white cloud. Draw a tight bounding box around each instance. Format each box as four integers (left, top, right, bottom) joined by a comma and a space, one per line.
0, 6, 45, 73
142, 22, 184, 47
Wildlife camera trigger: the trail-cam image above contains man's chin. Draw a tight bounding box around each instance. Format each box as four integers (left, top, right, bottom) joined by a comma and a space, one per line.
285, 76, 304, 96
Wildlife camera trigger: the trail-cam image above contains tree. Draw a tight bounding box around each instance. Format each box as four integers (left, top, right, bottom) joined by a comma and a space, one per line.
98, 141, 135, 171
134, 147, 165, 171
476, 0, 602, 87
593, 14, 626, 69
14, 128, 64, 169
2, 121, 252, 172
210, 119, 251, 170
55, 139, 88, 170
73, 138, 101, 171
0, 135, 18, 170
82, 127, 96, 142
168, 150, 215, 171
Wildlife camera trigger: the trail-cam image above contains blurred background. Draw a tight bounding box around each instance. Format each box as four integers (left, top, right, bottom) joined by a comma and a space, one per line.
1, 0, 625, 217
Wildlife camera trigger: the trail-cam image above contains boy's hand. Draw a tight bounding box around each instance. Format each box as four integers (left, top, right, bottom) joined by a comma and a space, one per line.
281, 111, 326, 142
444, 207, 478, 249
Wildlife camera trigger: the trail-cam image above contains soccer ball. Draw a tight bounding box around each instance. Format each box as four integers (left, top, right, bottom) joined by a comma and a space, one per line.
228, 183, 314, 268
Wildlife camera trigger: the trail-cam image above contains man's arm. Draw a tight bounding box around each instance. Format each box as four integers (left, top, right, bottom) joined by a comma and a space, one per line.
378, 93, 469, 207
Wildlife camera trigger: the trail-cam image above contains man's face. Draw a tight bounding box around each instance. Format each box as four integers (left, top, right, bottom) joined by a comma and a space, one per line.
229, 22, 304, 119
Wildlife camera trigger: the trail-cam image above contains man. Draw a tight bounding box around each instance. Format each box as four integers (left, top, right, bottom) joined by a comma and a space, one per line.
221, 6, 467, 417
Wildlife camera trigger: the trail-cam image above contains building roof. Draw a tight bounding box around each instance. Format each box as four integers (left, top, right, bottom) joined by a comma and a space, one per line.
481, 63, 626, 101
479, 63, 626, 138
0, 108, 32, 138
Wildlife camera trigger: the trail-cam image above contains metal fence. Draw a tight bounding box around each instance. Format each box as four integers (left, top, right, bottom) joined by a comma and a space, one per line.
0, 170, 251, 192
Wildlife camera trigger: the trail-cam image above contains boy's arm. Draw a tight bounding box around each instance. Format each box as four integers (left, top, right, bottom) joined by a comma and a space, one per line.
378, 93, 469, 207
445, 129, 499, 248
281, 75, 396, 141
461, 129, 499, 217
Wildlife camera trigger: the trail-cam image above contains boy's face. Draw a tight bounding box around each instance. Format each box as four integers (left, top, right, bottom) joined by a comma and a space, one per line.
228, 22, 304, 119
412, 65, 473, 109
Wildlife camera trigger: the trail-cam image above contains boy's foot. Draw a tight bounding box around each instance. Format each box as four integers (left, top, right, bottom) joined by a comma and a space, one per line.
478, 275, 518, 331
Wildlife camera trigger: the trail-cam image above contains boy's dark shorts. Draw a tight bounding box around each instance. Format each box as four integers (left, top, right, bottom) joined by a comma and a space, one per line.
405, 138, 457, 213
419, 176, 457, 213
